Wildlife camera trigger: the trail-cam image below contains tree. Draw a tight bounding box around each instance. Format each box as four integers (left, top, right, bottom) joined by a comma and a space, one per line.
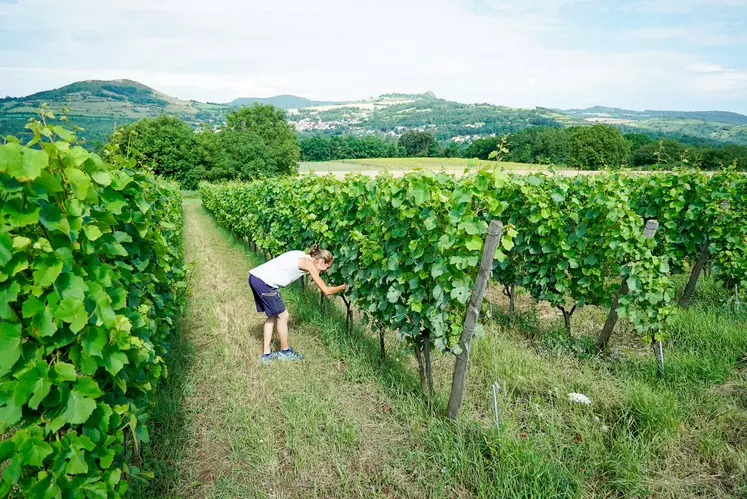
108, 115, 203, 188
222, 104, 300, 178
700, 144, 747, 170
398, 130, 439, 157
107, 104, 300, 188
194, 124, 229, 184
504, 127, 570, 164
567, 125, 631, 170
359, 135, 390, 158
463, 137, 500, 159
300, 135, 332, 162
624, 133, 656, 151
442, 141, 461, 158
632, 138, 686, 167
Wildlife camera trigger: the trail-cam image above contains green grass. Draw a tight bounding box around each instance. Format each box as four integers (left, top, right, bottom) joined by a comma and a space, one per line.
299, 157, 551, 174
133, 200, 747, 498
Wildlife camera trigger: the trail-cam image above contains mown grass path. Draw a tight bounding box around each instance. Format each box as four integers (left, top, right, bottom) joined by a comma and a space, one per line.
133, 199, 425, 498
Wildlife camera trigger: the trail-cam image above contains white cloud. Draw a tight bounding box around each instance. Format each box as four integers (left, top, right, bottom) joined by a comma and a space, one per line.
688, 64, 731, 73
624, 0, 747, 15
0, 0, 745, 112
627, 28, 688, 40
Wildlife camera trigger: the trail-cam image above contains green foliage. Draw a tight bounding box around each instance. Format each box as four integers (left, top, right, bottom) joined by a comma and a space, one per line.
567, 125, 631, 170
397, 131, 439, 157
699, 144, 747, 170
0, 110, 184, 497
107, 115, 203, 188
442, 141, 461, 158
221, 104, 300, 178
628, 169, 747, 290
199, 169, 696, 353
462, 171, 675, 340
299, 135, 396, 162
463, 137, 501, 160
107, 105, 300, 189
503, 127, 570, 164
624, 133, 657, 151
631, 138, 686, 167
355, 95, 563, 140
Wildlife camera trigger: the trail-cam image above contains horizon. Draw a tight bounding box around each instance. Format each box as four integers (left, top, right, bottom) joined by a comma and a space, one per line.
1, 1, 746, 114
7, 77, 747, 116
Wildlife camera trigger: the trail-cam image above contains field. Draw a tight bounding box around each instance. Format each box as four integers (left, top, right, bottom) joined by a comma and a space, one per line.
134, 197, 747, 497
299, 158, 554, 177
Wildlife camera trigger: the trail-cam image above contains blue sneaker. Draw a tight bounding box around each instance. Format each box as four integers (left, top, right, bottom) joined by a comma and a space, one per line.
276, 347, 304, 361
260, 350, 277, 365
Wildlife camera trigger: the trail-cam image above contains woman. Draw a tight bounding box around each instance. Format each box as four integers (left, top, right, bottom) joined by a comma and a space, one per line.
249, 244, 346, 364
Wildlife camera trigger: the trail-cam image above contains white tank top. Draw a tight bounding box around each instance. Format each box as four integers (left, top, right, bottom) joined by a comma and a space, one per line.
250, 250, 312, 289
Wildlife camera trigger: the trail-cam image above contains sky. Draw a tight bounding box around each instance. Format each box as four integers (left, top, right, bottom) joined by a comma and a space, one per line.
1, 0, 746, 113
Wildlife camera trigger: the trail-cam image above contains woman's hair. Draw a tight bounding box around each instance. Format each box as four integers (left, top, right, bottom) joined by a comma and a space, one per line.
308, 243, 333, 264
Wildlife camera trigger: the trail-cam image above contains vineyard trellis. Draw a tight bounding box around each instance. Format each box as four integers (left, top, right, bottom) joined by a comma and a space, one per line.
0, 112, 185, 497
199, 166, 745, 414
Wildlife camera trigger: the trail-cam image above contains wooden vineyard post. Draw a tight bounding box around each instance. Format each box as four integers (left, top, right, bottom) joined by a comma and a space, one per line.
502, 284, 516, 316
447, 220, 503, 421
340, 295, 353, 334
423, 329, 434, 399
378, 324, 386, 361
596, 220, 659, 353
679, 199, 729, 308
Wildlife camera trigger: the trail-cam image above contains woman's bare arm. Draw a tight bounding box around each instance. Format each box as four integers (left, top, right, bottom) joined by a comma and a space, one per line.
298, 257, 346, 296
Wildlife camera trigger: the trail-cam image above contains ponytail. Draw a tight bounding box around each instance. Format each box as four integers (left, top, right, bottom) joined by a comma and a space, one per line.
308, 243, 333, 264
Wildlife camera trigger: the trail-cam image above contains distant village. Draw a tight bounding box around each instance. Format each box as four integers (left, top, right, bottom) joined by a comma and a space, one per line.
289, 118, 489, 143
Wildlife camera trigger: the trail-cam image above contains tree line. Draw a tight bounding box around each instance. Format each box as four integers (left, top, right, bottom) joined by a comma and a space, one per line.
303, 126, 746, 170
463, 125, 747, 170
300, 131, 460, 161
106, 107, 746, 192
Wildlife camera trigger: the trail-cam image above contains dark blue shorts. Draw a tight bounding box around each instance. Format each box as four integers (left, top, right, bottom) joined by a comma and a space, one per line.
249, 274, 286, 317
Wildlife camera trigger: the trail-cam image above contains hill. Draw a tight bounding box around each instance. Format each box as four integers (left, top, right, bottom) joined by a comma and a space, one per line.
0, 79, 229, 144
2, 79, 747, 147
286, 92, 575, 141
564, 106, 747, 125
562, 106, 747, 145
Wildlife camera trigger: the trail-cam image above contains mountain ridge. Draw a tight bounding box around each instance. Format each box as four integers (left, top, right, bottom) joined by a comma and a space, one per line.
224, 94, 339, 109
1, 79, 746, 146
562, 106, 747, 126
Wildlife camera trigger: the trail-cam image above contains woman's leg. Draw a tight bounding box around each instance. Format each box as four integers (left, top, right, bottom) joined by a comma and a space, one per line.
263, 315, 277, 355
276, 310, 290, 351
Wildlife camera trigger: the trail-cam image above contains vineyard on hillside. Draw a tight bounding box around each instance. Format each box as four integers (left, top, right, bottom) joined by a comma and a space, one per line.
0, 111, 185, 497
200, 168, 746, 395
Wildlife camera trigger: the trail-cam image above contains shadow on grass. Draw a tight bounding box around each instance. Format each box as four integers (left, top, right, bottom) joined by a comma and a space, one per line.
289, 286, 422, 396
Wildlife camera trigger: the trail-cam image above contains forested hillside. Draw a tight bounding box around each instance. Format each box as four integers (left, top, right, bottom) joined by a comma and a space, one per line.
0, 80, 227, 144
3, 80, 747, 148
